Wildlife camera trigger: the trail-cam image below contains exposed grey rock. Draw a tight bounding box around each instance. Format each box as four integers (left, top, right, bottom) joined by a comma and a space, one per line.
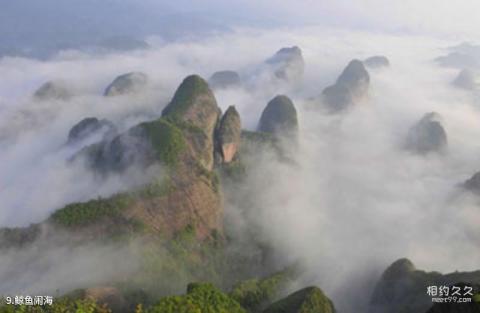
405, 112, 447, 154
364, 55, 390, 68
104, 72, 148, 97
67, 117, 116, 145
209, 70, 241, 89
266, 46, 305, 82
216, 106, 241, 163
258, 95, 298, 136
33, 81, 72, 101
322, 59, 370, 112
453, 69, 477, 90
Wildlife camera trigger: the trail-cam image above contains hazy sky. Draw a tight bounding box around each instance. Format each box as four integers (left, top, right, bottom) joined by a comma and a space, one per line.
2, 0, 480, 39
155, 0, 480, 38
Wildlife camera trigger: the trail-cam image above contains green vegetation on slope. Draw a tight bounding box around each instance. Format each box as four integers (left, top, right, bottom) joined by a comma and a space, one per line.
135, 118, 187, 167
145, 283, 246, 313
263, 286, 335, 313
50, 194, 133, 227
124, 226, 226, 300
230, 270, 293, 312
50, 178, 174, 228
161, 75, 212, 119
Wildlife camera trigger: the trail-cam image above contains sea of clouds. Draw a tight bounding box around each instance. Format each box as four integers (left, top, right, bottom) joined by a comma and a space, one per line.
1, 24, 480, 312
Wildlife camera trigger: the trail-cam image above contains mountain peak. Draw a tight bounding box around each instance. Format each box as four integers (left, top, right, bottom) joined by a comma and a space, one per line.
258, 95, 298, 136
104, 72, 148, 97
322, 59, 370, 112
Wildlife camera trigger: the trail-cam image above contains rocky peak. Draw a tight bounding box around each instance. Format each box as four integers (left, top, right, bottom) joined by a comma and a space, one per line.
453, 69, 477, 90
209, 70, 241, 89
65, 75, 224, 241
271, 46, 303, 62
405, 112, 447, 154
162, 74, 221, 170
216, 106, 241, 163
382, 258, 416, 280
104, 72, 148, 97
322, 59, 370, 112
258, 95, 298, 136
336, 59, 370, 90
364, 55, 390, 68
67, 117, 116, 145
266, 46, 305, 82
162, 75, 220, 130
33, 81, 72, 101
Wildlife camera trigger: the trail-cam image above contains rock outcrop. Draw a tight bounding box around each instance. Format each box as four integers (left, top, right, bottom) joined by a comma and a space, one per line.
61, 75, 223, 240
209, 70, 241, 89
263, 286, 336, 313
453, 69, 477, 90
33, 81, 72, 101
364, 55, 390, 68
216, 106, 241, 163
162, 74, 221, 170
322, 59, 370, 112
80, 75, 220, 172
67, 117, 116, 145
266, 46, 305, 82
405, 112, 447, 154
104, 72, 148, 97
370, 258, 480, 313
258, 95, 298, 137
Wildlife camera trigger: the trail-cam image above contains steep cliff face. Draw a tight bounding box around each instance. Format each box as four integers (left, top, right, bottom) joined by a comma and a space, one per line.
162, 75, 221, 170
216, 106, 242, 163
